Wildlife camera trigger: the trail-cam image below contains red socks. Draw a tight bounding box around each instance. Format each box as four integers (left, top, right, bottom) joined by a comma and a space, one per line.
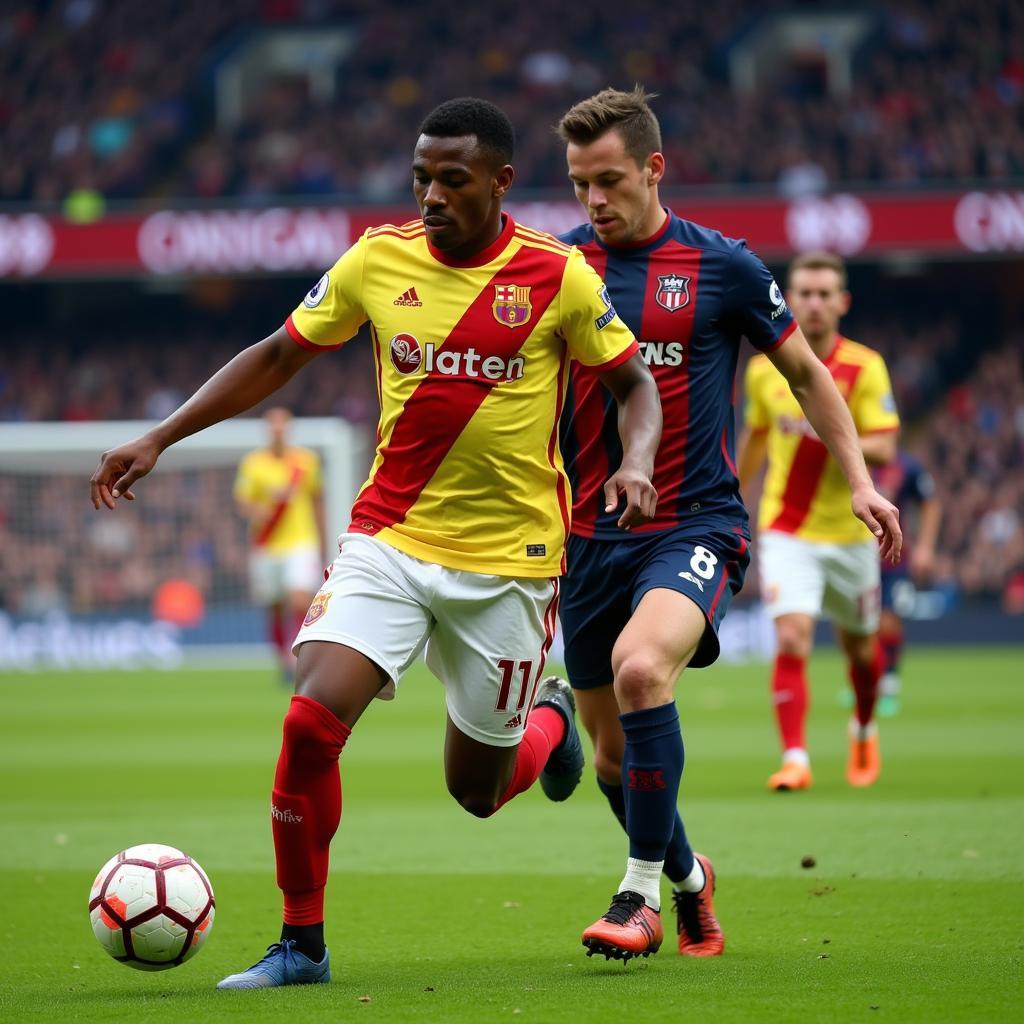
772, 653, 809, 752
849, 644, 884, 727
879, 629, 903, 676
272, 695, 350, 925
492, 705, 565, 813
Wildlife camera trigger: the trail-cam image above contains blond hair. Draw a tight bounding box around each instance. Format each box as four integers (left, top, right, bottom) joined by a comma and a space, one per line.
787, 251, 848, 290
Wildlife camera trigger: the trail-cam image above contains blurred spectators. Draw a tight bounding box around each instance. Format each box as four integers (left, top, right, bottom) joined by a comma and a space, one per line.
916, 340, 1024, 604
2, 0, 1023, 205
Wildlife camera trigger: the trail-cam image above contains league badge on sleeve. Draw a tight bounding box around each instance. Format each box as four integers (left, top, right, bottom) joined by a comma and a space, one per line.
303, 272, 330, 308
594, 285, 617, 330
655, 274, 691, 312
492, 284, 533, 328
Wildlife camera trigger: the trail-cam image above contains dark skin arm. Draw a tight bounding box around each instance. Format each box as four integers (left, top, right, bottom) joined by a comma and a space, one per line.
90, 327, 322, 509
595, 352, 662, 528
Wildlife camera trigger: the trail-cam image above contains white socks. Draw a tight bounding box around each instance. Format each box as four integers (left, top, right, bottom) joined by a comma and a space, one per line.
619, 857, 663, 911
674, 857, 706, 894
782, 746, 810, 767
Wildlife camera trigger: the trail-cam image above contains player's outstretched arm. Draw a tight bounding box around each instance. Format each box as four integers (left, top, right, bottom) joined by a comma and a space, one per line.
767, 328, 902, 562
90, 327, 321, 510
596, 353, 662, 529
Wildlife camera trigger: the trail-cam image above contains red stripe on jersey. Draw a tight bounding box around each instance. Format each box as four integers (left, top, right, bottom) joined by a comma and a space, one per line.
567, 245, 609, 537
763, 317, 798, 352
368, 228, 426, 241
720, 425, 738, 476
350, 244, 566, 532
768, 360, 865, 533
640, 242, 702, 513
284, 315, 342, 350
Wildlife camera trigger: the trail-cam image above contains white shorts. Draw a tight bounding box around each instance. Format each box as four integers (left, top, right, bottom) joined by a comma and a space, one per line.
759, 531, 880, 635
294, 533, 560, 747
249, 546, 323, 606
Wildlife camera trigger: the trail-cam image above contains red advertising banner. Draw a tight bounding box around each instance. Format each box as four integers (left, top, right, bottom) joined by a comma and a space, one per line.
1, 190, 1023, 279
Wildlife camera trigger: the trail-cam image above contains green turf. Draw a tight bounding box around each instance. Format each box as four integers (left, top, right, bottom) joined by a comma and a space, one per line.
1, 648, 1022, 1022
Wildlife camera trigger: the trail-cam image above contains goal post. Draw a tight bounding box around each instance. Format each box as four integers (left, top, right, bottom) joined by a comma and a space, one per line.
0, 418, 367, 671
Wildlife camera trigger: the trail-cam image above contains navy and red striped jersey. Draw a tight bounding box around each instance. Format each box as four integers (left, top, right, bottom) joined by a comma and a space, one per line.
559, 210, 796, 539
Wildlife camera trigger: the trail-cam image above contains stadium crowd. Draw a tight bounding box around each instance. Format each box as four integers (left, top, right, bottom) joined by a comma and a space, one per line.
2, 0, 1023, 204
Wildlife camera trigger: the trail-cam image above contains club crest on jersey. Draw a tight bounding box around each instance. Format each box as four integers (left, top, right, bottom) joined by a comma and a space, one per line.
655, 274, 691, 312
303, 591, 331, 627
492, 284, 532, 328
389, 332, 423, 374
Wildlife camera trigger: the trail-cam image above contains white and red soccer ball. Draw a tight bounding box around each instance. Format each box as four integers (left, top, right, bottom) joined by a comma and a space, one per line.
88, 843, 215, 971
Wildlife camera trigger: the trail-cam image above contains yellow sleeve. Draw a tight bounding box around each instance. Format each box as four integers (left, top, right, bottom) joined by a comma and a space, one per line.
852, 355, 900, 434
558, 248, 638, 368
743, 358, 771, 431
233, 453, 260, 503
286, 233, 369, 349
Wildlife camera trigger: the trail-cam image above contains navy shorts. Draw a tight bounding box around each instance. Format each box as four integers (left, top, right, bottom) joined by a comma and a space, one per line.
560, 521, 750, 689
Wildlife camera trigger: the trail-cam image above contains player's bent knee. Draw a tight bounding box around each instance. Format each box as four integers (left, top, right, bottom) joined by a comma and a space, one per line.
613, 650, 673, 708
446, 780, 501, 819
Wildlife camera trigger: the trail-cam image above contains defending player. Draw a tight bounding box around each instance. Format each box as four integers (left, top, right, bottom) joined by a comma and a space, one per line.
90, 98, 662, 989
873, 451, 942, 715
738, 252, 900, 792
554, 88, 901, 963
234, 407, 325, 681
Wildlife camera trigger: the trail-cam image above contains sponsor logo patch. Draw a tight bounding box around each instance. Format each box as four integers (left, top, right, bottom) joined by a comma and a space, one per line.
769, 278, 789, 320
389, 333, 423, 374
394, 286, 423, 307
594, 284, 617, 330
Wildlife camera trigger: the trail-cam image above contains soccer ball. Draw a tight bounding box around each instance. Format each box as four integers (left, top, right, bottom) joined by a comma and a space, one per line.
88, 843, 215, 971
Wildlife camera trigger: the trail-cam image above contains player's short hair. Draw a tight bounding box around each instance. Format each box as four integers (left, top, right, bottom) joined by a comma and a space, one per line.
418, 97, 515, 167
788, 251, 848, 290
556, 86, 662, 165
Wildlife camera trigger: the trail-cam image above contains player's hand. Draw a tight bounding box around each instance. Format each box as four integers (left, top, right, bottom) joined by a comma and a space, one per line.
604, 463, 658, 530
90, 435, 162, 510
851, 484, 902, 564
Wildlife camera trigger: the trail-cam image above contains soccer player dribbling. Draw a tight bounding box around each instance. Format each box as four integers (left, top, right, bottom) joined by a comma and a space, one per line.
89, 98, 663, 989
738, 252, 901, 791
234, 407, 325, 683
553, 88, 901, 963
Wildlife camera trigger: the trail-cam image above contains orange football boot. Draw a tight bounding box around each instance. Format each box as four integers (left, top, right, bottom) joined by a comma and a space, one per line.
673, 853, 724, 956
767, 760, 813, 791
582, 891, 663, 961
847, 730, 881, 787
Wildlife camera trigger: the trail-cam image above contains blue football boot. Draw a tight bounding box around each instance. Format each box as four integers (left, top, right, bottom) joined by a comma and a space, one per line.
216, 939, 330, 990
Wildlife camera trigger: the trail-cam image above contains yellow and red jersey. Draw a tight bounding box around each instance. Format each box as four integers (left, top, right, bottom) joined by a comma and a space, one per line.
744, 335, 899, 543
234, 446, 322, 554
286, 214, 638, 577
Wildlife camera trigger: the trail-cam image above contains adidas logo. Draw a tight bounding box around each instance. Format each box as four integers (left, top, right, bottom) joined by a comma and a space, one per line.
271, 804, 303, 823
393, 287, 423, 307
504, 713, 523, 730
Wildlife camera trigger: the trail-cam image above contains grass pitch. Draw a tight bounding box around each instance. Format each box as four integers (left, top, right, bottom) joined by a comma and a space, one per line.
1, 647, 1021, 1022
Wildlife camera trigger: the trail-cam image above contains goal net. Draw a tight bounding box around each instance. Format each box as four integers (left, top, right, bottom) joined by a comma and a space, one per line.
0, 418, 366, 672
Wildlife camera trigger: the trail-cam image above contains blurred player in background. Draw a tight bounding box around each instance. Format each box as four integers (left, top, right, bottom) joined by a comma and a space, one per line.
872, 451, 942, 715
234, 407, 325, 682
91, 97, 662, 990
555, 89, 901, 963
738, 252, 900, 792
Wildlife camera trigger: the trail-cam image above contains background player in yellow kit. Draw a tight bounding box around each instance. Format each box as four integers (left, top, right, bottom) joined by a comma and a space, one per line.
235, 407, 325, 681
89, 97, 661, 990
738, 251, 900, 790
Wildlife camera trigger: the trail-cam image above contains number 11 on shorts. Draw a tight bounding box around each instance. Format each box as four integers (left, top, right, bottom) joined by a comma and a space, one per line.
495, 659, 534, 712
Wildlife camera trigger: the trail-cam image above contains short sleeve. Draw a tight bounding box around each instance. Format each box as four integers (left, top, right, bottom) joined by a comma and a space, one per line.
559, 248, 639, 368
743, 358, 771, 431
851, 355, 900, 434
286, 233, 370, 350
724, 244, 796, 352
